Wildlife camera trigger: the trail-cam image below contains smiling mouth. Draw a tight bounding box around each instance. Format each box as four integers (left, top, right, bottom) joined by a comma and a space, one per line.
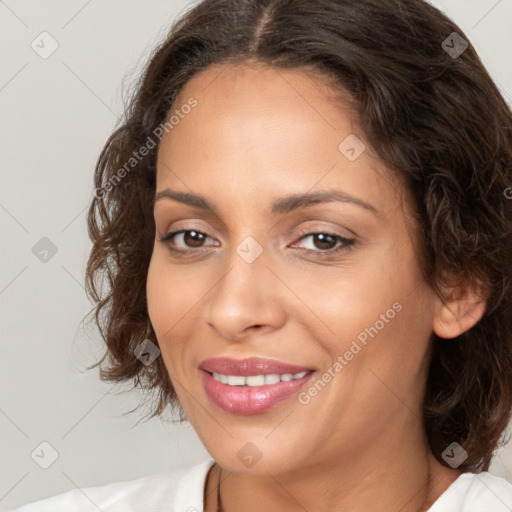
200, 366, 315, 415
198, 356, 315, 414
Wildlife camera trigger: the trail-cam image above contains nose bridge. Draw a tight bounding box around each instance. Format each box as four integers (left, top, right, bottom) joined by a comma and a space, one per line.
204, 233, 284, 338
211, 233, 268, 312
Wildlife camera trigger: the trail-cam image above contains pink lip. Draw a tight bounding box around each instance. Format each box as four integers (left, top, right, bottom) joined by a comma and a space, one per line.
199, 357, 315, 415
199, 357, 313, 376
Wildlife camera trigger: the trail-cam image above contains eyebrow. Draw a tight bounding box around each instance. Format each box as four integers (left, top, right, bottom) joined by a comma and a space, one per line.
153, 188, 381, 217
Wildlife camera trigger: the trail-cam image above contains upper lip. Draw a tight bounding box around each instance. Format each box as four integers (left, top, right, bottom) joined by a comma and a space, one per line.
199, 357, 314, 376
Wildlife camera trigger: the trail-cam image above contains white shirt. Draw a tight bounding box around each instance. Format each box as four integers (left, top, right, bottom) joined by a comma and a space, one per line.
7, 458, 512, 511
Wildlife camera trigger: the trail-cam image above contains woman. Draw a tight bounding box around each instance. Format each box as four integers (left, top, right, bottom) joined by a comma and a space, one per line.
11, 0, 512, 510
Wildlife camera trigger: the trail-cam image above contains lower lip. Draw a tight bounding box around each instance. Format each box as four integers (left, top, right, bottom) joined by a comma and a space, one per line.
200, 370, 314, 415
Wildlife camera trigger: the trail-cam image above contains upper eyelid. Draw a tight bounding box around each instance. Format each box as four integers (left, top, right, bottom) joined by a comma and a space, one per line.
156, 215, 356, 236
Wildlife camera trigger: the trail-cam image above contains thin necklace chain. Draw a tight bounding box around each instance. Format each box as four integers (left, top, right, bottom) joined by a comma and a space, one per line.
216, 464, 223, 512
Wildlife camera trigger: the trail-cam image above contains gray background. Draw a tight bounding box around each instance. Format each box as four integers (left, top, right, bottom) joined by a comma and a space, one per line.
1, 0, 511, 509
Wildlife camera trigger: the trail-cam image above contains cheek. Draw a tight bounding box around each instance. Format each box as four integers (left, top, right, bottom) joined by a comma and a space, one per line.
317, 242, 431, 360
146, 254, 185, 352
309, 251, 404, 334
146, 259, 186, 398
146, 256, 168, 331
146, 252, 196, 329
146, 253, 210, 368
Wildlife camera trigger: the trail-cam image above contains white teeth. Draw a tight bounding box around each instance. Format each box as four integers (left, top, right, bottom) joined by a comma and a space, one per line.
211, 371, 310, 386
227, 375, 245, 386
246, 375, 265, 386
264, 374, 281, 385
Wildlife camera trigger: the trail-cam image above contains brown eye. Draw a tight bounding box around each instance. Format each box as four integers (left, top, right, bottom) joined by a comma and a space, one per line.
310, 233, 337, 250
182, 230, 206, 247
160, 229, 213, 250
292, 231, 354, 255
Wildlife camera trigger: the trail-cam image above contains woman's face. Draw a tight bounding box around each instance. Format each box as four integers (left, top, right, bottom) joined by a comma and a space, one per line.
147, 62, 440, 475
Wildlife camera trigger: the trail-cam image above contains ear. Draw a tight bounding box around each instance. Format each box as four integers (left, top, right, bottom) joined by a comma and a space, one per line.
432, 273, 489, 339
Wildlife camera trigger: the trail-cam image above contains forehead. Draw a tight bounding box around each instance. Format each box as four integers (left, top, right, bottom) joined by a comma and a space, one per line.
175, 60, 358, 134
155, 62, 408, 220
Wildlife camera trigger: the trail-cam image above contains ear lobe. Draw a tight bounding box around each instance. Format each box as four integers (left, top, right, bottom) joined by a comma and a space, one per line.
432, 276, 489, 340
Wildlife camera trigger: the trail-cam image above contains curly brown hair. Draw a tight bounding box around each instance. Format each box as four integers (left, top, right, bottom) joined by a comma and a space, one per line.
85, 0, 512, 473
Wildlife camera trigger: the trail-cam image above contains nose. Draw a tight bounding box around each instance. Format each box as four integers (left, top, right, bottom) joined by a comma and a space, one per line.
202, 245, 286, 342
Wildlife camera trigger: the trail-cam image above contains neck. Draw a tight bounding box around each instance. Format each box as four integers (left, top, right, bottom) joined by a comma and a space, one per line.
207, 414, 461, 512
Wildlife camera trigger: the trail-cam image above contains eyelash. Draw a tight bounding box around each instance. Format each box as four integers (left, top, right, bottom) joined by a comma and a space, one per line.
158, 227, 354, 257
